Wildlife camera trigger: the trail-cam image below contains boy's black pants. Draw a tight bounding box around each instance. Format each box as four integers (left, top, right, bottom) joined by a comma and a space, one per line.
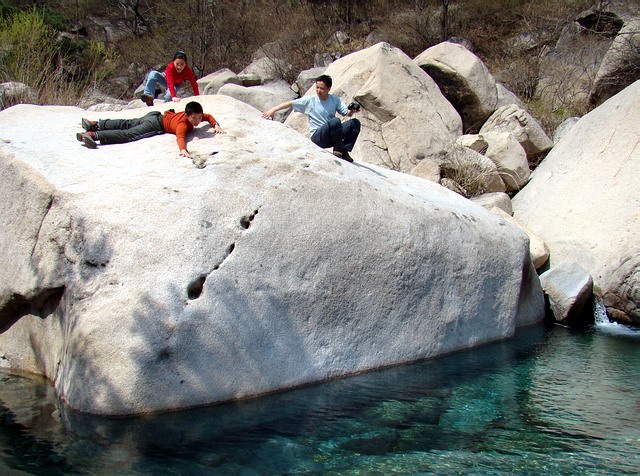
96, 111, 165, 144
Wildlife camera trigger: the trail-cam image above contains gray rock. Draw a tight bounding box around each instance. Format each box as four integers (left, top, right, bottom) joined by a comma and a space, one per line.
293, 67, 326, 96
409, 159, 440, 183
535, 19, 612, 111
0, 82, 35, 109
238, 74, 263, 87
495, 83, 525, 110
540, 262, 593, 325
199, 69, 242, 95
218, 81, 296, 122
0, 96, 543, 415
490, 207, 549, 270
240, 57, 291, 83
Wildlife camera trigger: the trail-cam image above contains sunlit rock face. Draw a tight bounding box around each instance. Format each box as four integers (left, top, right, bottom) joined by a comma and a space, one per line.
513, 81, 640, 325
0, 95, 543, 415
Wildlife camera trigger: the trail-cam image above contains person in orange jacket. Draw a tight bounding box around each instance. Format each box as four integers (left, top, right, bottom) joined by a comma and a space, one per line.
76, 101, 224, 159
140, 51, 200, 106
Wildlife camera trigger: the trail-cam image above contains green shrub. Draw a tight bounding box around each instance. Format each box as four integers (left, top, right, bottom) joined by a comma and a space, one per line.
0, 7, 117, 106
0, 8, 57, 91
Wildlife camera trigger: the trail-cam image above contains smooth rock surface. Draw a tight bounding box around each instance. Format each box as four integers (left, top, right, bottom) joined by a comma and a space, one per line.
540, 262, 594, 325
0, 96, 543, 415
286, 42, 462, 173
199, 68, 242, 95
513, 81, 640, 324
490, 207, 549, 270
414, 41, 498, 132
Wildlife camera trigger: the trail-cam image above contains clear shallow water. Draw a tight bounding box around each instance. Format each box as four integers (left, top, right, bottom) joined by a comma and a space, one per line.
1, 318, 639, 475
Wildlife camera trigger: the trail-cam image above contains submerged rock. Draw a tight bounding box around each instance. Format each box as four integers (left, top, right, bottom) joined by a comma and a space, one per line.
0, 95, 543, 415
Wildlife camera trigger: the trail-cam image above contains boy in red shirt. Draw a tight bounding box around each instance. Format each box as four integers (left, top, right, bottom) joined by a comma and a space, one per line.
140, 51, 200, 106
76, 101, 224, 159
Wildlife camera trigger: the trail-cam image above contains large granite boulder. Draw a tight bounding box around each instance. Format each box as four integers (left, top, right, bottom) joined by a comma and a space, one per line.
0, 96, 543, 416
513, 81, 640, 325
414, 41, 498, 133
286, 42, 462, 173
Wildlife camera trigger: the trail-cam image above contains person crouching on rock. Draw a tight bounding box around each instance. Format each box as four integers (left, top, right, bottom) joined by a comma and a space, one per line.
76, 101, 225, 159
261, 74, 360, 162
140, 50, 200, 106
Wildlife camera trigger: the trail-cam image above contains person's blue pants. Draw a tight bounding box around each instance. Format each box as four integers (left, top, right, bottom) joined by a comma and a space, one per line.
143, 70, 181, 102
311, 117, 361, 152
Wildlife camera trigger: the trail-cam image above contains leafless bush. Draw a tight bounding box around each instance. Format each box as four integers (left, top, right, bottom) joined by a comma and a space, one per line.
440, 144, 497, 198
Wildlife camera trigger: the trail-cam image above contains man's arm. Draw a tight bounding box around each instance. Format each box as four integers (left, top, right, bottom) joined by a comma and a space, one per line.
261, 101, 293, 120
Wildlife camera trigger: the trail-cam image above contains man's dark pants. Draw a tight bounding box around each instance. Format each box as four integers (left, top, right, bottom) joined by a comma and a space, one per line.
311, 117, 360, 152
96, 111, 165, 144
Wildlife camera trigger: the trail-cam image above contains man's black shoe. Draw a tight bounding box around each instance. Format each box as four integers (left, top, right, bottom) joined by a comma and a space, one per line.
335, 149, 353, 162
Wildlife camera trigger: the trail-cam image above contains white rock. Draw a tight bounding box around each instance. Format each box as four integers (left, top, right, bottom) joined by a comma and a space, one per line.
490, 207, 549, 269
482, 130, 530, 192
471, 192, 512, 215
286, 42, 462, 172
199, 68, 242, 95
414, 41, 498, 132
480, 104, 553, 158
0, 96, 543, 415
513, 80, 640, 324
540, 262, 593, 324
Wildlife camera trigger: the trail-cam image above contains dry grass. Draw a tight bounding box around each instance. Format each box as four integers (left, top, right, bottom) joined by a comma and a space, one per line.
440, 144, 498, 198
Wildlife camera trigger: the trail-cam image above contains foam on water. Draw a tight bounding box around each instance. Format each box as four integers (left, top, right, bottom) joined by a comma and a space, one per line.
593, 298, 640, 337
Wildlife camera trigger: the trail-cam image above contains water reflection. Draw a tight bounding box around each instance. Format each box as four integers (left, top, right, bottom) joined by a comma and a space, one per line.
1, 322, 639, 474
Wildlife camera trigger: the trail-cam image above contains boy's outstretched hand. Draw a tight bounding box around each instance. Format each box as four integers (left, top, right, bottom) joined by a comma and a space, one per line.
180, 149, 191, 158
214, 124, 225, 134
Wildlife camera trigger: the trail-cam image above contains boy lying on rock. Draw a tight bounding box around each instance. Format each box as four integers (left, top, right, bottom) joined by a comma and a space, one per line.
76, 101, 224, 159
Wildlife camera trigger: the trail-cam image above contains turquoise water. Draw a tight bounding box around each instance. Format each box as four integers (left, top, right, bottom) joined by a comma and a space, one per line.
1, 316, 639, 475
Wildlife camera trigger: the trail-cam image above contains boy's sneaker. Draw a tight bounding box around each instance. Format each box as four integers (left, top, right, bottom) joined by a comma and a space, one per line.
76, 132, 97, 149
140, 94, 154, 107
81, 118, 98, 132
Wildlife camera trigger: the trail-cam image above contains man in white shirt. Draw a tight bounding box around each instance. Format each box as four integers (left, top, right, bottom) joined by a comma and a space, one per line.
262, 75, 360, 162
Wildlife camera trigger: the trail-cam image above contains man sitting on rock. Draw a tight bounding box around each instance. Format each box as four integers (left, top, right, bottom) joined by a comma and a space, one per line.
76, 101, 224, 159
262, 74, 360, 162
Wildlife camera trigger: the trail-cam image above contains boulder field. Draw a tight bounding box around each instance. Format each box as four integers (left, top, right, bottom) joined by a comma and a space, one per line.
0, 96, 543, 415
